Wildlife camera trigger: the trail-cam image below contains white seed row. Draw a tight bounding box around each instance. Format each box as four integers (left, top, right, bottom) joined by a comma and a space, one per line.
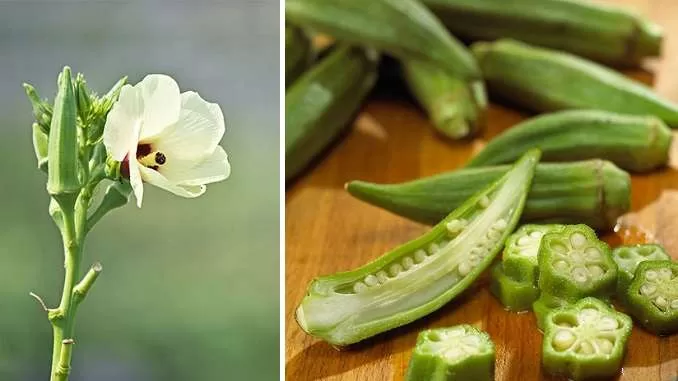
456, 218, 507, 277
446, 219, 467, 235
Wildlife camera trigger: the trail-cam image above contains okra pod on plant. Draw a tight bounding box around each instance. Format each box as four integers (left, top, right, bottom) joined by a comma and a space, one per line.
405, 325, 495, 381
502, 224, 564, 284
285, 24, 313, 87
542, 297, 632, 380
626, 260, 678, 335
401, 59, 487, 139
420, 0, 662, 67
466, 110, 672, 172
346, 160, 630, 231
296, 150, 540, 345
490, 262, 540, 312
611, 244, 670, 296
537, 225, 617, 303
472, 39, 678, 127
285, 45, 378, 181
285, 0, 480, 80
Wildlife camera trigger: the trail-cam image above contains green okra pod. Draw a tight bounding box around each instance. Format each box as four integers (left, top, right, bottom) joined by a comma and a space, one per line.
542, 297, 632, 380
405, 325, 495, 381
466, 110, 672, 172
285, 45, 378, 181
346, 160, 630, 231
296, 150, 540, 345
285, 24, 313, 87
611, 244, 670, 297
490, 262, 540, 312
402, 59, 487, 139
420, 0, 662, 67
285, 0, 480, 80
472, 39, 678, 127
626, 260, 678, 335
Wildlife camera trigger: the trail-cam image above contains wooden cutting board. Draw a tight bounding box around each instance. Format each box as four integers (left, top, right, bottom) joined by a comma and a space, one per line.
285, 1, 678, 379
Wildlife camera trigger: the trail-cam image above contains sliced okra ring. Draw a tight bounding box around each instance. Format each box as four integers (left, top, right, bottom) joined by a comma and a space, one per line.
405, 325, 495, 381
295, 150, 541, 345
489, 262, 540, 313
502, 224, 565, 284
537, 224, 616, 303
626, 260, 678, 335
542, 297, 632, 380
533, 293, 569, 331
611, 244, 670, 296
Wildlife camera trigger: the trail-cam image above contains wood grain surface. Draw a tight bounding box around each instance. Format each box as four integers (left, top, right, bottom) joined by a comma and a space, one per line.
285, 0, 678, 379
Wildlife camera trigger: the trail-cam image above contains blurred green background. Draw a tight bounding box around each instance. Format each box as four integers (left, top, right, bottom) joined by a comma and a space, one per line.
0, 1, 280, 380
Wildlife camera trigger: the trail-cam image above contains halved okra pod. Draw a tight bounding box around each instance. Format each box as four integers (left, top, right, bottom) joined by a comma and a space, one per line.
542, 297, 632, 380
626, 260, 678, 335
405, 325, 495, 381
285, 24, 313, 87
285, 0, 481, 81
401, 59, 487, 139
296, 150, 540, 345
538, 225, 617, 303
611, 244, 670, 297
285, 45, 378, 181
466, 110, 672, 172
420, 0, 662, 67
490, 262, 540, 312
472, 39, 678, 127
346, 160, 630, 231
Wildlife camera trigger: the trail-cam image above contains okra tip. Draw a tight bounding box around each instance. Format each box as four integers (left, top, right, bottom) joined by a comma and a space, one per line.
469, 42, 492, 65
598, 161, 632, 228
636, 21, 663, 58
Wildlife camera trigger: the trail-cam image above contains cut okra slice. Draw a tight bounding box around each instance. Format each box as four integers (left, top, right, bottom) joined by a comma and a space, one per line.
490, 262, 540, 312
295, 150, 540, 345
405, 325, 495, 381
533, 293, 569, 331
611, 244, 670, 296
542, 297, 632, 380
503, 224, 565, 283
626, 260, 678, 335
538, 224, 616, 303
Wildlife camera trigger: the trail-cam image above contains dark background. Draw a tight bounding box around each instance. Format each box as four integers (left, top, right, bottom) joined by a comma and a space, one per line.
0, 1, 280, 380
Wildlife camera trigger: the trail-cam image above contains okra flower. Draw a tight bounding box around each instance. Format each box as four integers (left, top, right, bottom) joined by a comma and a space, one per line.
103, 74, 230, 207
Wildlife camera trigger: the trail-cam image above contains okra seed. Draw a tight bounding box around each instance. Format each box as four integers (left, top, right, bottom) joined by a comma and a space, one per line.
529, 231, 544, 239
487, 229, 501, 240
446, 220, 464, 234
444, 347, 466, 361
493, 219, 508, 231
469, 254, 481, 266
645, 270, 658, 282
470, 247, 482, 257
671, 299, 678, 309
414, 249, 427, 263
439, 239, 450, 248
458, 262, 472, 276
640, 283, 657, 296
578, 309, 599, 323
585, 247, 602, 261
659, 268, 672, 281
376, 271, 389, 283
554, 260, 569, 272
572, 267, 589, 283
429, 243, 440, 256
596, 338, 614, 354
553, 329, 575, 351
479, 195, 490, 208
364, 274, 379, 287
517, 236, 532, 246
588, 265, 604, 278
655, 296, 668, 309
597, 317, 618, 331
551, 242, 569, 254
578, 341, 595, 355
389, 263, 403, 277
353, 282, 368, 293
570, 232, 587, 249
462, 335, 481, 348
402, 256, 414, 270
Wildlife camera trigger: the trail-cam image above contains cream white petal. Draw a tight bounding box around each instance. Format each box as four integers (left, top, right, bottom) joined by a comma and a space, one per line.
136, 74, 182, 141
160, 146, 230, 186
151, 91, 225, 160
138, 165, 206, 198
103, 84, 143, 161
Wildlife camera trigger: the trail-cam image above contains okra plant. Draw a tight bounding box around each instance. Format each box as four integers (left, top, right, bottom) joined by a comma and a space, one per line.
25, 68, 230, 380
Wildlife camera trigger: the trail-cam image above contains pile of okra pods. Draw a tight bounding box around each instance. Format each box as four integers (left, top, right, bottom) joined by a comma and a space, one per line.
285, 0, 678, 379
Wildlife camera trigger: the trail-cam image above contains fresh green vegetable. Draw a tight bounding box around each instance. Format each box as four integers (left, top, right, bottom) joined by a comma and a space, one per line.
346, 160, 630, 231
490, 262, 540, 312
401, 59, 486, 139
285, 0, 481, 81
611, 244, 670, 296
465, 110, 672, 172
472, 39, 678, 127
542, 297, 632, 380
533, 293, 569, 330
285, 45, 378, 181
405, 325, 495, 381
626, 260, 678, 335
420, 0, 662, 67
295, 150, 540, 345
538, 224, 617, 303
503, 224, 564, 283
285, 24, 313, 86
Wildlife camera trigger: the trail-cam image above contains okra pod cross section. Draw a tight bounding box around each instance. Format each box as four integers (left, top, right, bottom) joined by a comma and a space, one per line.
490, 262, 540, 313
611, 244, 670, 296
503, 224, 564, 284
626, 260, 678, 335
296, 150, 540, 345
405, 325, 495, 381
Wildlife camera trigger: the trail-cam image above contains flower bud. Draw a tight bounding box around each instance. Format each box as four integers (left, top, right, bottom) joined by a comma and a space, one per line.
23, 83, 53, 134
32, 123, 49, 173
74, 72, 92, 123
